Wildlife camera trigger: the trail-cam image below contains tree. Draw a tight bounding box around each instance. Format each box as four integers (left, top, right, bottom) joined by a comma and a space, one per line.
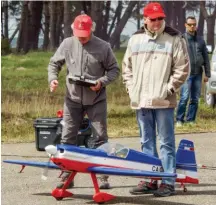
161, 1, 173, 26
176, 1, 186, 33
91, 1, 104, 39
109, 1, 137, 48
136, 1, 141, 30
49, 1, 58, 50
16, 1, 30, 53
162, 1, 185, 32
82, 1, 91, 15
1, 2, 4, 38
200, 1, 216, 49
2, 1, 9, 39
28, 1, 43, 50
102, 1, 111, 41
8, 1, 22, 43
9, 24, 19, 43
63, 1, 72, 38
42, 1, 50, 50
16, 1, 43, 52
108, 1, 122, 37
114, 1, 123, 49
197, 3, 205, 36
55, 1, 64, 45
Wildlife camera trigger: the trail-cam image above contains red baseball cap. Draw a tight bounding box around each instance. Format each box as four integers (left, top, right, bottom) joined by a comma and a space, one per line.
73, 14, 93, 37
144, 2, 166, 19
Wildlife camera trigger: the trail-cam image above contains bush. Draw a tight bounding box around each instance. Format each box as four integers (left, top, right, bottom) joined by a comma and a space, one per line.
1, 38, 11, 55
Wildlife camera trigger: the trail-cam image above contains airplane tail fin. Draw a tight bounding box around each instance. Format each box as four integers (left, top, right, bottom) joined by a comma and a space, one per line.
176, 139, 199, 184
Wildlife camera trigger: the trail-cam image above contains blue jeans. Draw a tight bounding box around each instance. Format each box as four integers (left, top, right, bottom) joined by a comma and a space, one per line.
136, 108, 176, 186
176, 74, 202, 123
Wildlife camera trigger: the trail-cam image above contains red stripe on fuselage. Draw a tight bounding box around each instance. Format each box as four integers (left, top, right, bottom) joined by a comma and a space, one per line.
176, 176, 199, 184
52, 158, 199, 185
52, 158, 117, 173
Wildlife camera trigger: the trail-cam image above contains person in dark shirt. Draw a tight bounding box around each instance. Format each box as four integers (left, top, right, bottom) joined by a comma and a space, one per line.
176, 16, 211, 126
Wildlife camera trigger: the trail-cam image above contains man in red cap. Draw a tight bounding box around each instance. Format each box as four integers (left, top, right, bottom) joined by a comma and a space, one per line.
72, 14, 94, 44
48, 14, 119, 189
122, 2, 190, 197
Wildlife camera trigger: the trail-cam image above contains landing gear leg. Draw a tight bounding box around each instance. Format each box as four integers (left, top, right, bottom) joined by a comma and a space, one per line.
91, 173, 115, 204
52, 171, 77, 200
180, 182, 187, 192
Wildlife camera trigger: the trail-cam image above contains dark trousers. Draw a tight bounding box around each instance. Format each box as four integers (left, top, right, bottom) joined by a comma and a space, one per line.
176, 74, 202, 123
61, 97, 108, 145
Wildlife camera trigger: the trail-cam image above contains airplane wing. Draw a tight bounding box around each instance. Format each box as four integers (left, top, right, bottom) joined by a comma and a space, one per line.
88, 166, 177, 178
3, 160, 60, 169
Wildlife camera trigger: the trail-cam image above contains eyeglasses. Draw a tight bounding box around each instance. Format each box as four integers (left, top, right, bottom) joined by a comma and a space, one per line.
187, 23, 196, 27
149, 17, 164, 22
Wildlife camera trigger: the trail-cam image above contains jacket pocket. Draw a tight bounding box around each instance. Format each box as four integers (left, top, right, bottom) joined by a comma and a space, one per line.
152, 83, 168, 100
66, 76, 81, 99
85, 53, 104, 76
196, 53, 204, 67
65, 51, 76, 73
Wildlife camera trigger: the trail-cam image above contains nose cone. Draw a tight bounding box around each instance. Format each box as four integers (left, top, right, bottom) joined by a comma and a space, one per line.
45, 145, 57, 155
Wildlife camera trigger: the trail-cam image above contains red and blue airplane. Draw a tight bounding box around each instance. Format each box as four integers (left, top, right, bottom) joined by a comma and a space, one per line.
4, 139, 204, 204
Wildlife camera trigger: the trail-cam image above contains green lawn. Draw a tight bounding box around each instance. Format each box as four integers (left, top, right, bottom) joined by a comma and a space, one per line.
1, 50, 216, 143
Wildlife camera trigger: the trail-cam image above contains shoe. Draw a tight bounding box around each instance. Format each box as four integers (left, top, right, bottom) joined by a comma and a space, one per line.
176, 121, 183, 127
56, 180, 74, 189
56, 172, 74, 189
154, 183, 175, 197
129, 181, 158, 195
99, 175, 110, 189
186, 121, 195, 126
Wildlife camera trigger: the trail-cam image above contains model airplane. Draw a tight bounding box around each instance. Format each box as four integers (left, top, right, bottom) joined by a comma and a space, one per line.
3, 139, 211, 204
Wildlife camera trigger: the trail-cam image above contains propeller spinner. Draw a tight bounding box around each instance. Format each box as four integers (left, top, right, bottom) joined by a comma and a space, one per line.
42, 145, 57, 180
45, 145, 58, 156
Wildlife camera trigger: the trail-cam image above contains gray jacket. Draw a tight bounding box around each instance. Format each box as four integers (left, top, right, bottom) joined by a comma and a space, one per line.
48, 35, 119, 105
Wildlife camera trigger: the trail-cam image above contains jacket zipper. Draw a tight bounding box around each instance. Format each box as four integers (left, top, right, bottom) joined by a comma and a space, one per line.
80, 44, 83, 104
193, 39, 197, 71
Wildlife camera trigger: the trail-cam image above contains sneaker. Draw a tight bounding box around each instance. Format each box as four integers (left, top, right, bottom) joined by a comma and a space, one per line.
176, 121, 183, 127
56, 180, 74, 189
56, 172, 74, 189
129, 181, 158, 195
154, 183, 175, 197
99, 175, 110, 189
186, 121, 195, 126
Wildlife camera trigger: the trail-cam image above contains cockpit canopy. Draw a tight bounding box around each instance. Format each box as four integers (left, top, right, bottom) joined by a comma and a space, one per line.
96, 143, 129, 158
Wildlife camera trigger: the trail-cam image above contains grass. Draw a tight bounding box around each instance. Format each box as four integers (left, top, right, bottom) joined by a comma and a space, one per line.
1, 50, 216, 143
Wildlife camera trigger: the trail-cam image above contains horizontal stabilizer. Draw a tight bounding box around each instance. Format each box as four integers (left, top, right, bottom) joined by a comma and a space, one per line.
177, 174, 186, 179
88, 166, 177, 178
3, 160, 60, 169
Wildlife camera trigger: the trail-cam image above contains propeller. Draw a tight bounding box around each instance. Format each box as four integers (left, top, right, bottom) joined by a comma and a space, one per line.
41, 145, 58, 180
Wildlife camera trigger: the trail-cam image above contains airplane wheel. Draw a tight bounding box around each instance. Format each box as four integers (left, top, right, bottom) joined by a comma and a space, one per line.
55, 197, 63, 201
183, 187, 187, 192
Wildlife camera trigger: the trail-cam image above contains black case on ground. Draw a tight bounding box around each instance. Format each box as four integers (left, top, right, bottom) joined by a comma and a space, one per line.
33, 117, 92, 151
